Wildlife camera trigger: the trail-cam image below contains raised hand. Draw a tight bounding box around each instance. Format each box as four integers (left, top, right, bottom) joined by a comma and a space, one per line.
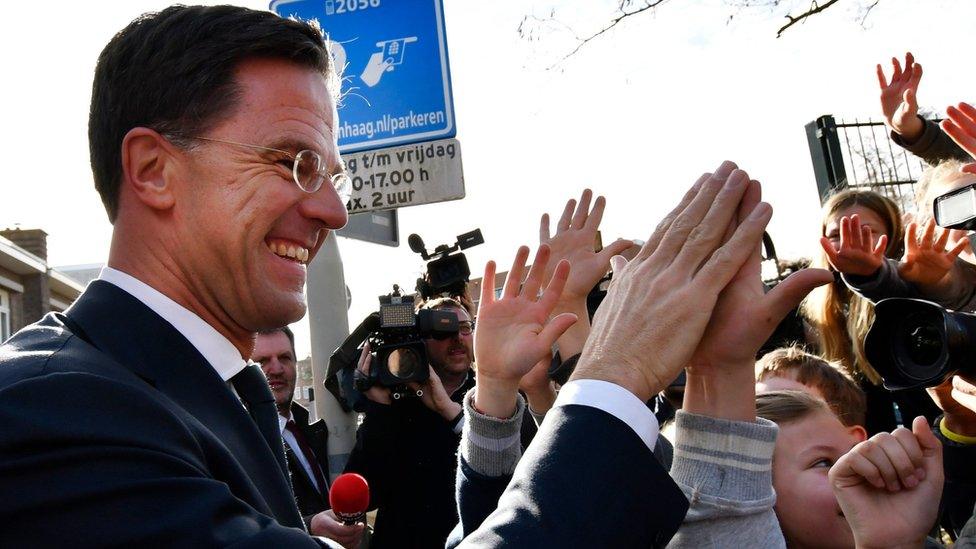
570, 161, 774, 402
820, 214, 888, 276
684, 176, 833, 421
942, 102, 976, 171
898, 219, 969, 287
878, 52, 924, 141
829, 417, 943, 549
473, 245, 577, 418
539, 189, 633, 306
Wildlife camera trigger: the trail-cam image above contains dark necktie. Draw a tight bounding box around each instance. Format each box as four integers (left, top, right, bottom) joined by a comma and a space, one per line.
285, 419, 330, 495
230, 363, 289, 479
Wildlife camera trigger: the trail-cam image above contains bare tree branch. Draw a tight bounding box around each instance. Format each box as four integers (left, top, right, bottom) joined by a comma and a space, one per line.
776, 0, 843, 37
859, 0, 880, 26
523, 0, 671, 70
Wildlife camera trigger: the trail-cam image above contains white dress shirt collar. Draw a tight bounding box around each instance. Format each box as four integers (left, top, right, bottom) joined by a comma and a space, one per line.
278, 410, 294, 434
97, 266, 247, 382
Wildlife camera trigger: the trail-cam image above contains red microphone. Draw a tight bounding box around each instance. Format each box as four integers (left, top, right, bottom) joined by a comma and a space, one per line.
330, 473, 370, 525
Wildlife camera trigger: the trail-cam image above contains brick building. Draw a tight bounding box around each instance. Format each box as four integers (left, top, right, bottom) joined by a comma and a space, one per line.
0, 228, 86, 342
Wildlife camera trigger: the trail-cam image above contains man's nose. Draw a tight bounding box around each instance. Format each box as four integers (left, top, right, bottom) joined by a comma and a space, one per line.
263, 358, 284, 376
299, 184, 348, 230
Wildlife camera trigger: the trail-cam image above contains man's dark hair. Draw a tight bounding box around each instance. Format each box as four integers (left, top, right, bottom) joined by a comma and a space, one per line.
89, 5, 334, 222
259, 325, 297, 359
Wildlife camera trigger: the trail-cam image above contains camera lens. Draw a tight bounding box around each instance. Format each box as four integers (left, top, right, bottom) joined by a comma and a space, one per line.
895, 309, 945, 381
387, 347, 421, 380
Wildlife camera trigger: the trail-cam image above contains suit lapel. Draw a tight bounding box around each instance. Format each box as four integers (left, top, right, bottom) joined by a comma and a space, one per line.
65, 281, 304, 529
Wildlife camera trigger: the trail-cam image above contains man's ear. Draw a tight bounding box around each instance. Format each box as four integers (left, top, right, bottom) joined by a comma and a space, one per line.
847, 424, 868, 442
120, 127, 180, 212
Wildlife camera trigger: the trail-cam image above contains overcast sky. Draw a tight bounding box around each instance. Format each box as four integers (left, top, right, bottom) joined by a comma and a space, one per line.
2, 0, 973, 358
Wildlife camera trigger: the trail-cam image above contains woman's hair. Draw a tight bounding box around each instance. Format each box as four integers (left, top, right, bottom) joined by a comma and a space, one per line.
914, 159, 969, 222
755, 390, 833, 425
756, 345, 866, 427
800, 189, 904, 385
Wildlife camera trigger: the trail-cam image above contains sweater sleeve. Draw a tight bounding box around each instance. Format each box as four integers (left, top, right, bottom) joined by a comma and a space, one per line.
890, 117, 970, 166
668, 411, 785, 548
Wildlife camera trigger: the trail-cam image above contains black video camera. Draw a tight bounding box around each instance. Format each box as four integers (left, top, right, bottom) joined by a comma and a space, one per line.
865, 298, 976, 389
329, 286, 460, 402
409, 229, 484, 300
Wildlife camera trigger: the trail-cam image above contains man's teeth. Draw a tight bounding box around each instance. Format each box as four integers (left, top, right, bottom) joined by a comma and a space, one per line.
268, 241, 309, 263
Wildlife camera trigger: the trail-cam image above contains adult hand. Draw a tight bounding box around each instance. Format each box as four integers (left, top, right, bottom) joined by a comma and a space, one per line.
570, 161, 774, 402
309, 510, 366, 549
473, 244, 577, 418
928, 375, 976, 437
684, 176, 833, 420
356, 343, 391, 405
539, 189, 633, 308
820, 214, 888, 276
408, 367, 462, 422
519, 354, 556, 415
878, 52, 924, 142
942, 102, 976, 170
829, 417, 943, 549
898, 219, 969, 287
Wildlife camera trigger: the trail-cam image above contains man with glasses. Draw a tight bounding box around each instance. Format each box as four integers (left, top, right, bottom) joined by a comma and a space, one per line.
343, 297, 478, 548
0, 5, 354, 547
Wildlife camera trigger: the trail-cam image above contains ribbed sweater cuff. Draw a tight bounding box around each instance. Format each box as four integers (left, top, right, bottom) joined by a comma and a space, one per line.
459, 388, 524, 477
672, 411, 778, 505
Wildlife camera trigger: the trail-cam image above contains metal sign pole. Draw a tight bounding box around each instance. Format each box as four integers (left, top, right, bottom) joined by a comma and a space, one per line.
306, 232, 357, 482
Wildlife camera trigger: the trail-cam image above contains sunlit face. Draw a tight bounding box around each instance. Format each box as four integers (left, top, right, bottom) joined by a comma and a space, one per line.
926, 174, 976, 265
424, 306, 474, 377
756, 373, 826, 401
772, 409, 866, 549
823, 205, 889, 255
176, 58, 348, 335
252, 330, 298, 413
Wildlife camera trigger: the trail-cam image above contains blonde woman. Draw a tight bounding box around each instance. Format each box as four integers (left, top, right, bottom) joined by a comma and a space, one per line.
802, 189, 940, 434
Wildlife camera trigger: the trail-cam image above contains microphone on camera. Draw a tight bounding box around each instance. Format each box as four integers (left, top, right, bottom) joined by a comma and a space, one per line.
330, 473, 370, 525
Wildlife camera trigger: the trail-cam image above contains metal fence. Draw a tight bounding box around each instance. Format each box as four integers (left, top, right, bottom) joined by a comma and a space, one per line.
805, 115, 934, 215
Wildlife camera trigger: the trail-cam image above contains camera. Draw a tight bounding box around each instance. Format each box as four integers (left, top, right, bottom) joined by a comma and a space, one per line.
328, 286, 460, 402
865, 298, 976, 390
409, 229, 484, 300
935, 182, 976, 230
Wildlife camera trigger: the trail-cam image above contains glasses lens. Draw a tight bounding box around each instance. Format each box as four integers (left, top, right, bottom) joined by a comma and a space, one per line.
332, 173, 352, 203
294, 150, 323, 192
458, 322, 474, 335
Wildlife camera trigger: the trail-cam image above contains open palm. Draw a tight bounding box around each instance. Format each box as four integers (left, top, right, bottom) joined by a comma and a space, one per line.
877, 52, 923, 138
474, 245, 577, 388
899, 219, 968, 287
540, 189, 633, 303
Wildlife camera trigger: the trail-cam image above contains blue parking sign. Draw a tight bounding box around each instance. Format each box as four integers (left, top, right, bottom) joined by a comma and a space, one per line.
270, 0, 456, 153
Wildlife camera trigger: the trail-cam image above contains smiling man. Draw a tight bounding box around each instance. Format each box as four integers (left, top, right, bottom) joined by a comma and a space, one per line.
0, 6, 356, 548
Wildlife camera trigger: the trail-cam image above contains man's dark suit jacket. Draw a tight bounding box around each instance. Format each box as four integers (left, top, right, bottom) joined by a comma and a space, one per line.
452, 404, 690, 548
0, 281, 326, 547
285, 401, 332, 522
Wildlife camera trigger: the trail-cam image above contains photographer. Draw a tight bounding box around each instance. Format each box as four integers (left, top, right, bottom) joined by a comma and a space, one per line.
341, 297, 474, 548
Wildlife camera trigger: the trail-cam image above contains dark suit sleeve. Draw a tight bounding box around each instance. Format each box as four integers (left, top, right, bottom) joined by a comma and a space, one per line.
457, 404, 689, 548
0, 372, 326, 548
446, 457, 512, 548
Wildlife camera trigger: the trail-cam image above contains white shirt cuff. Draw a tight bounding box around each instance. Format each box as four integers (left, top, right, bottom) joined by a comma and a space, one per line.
553, 379, 658, 453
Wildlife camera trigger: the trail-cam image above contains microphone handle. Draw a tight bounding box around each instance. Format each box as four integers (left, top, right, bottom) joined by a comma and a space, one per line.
335, 510, 365, 525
